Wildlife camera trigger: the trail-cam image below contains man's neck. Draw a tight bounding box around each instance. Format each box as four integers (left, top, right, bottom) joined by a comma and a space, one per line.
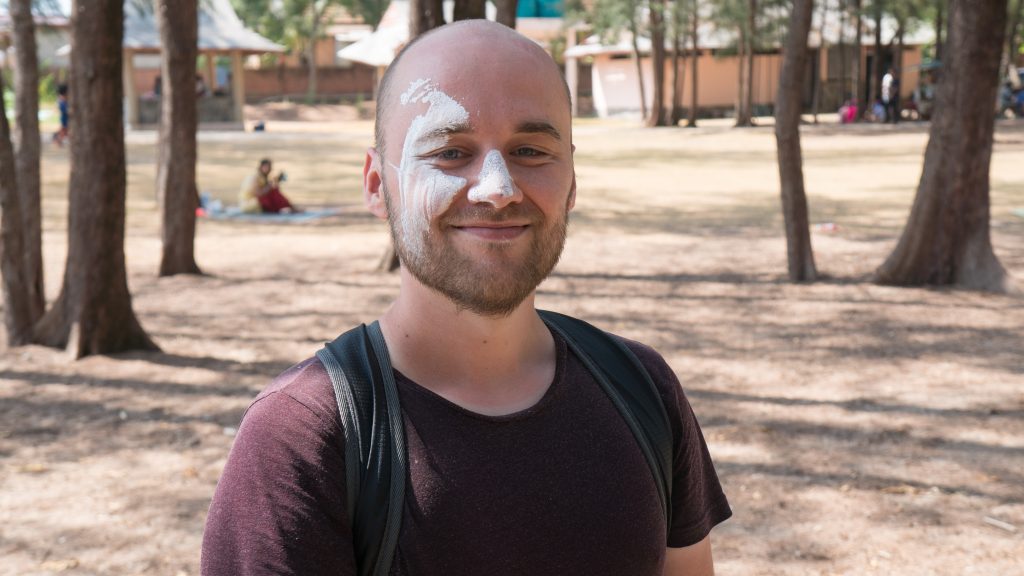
377, 270, 556, 416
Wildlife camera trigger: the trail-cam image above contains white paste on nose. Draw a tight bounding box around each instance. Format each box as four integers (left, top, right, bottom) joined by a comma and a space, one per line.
394, 79, 470, 259
468, 149, 517, 205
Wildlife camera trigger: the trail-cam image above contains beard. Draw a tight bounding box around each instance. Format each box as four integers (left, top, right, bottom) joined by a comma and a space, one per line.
383, 183, 569, 318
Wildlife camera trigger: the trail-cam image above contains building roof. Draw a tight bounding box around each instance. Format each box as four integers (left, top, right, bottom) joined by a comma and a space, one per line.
122, 0, 284, 54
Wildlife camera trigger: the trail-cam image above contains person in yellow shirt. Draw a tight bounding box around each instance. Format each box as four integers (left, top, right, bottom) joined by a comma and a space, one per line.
239, 158, 299, 213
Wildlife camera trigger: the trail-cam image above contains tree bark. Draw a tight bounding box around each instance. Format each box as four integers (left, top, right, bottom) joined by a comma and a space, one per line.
630, 16, 648, 121
838, 0, 847, 101
735, 23, 749, 125
670, 10, 686, 125
875, 0, 1011, 291
1005, 0, 1023, 72
812, 0, 827, 124
453, 0, 486, 20
32, 0, 159, 356
410, 0, 446, 37
157, 0, 202, 277
10, 0, 44, 325
494, 0, 518, 28
854, 0, 864, 118
872, 6, 883, 101
647, 0, 668, 126
0, 72, 34, 346
774, 0, 818, 283
687, 0, 699, 127
935, 1, 944, 62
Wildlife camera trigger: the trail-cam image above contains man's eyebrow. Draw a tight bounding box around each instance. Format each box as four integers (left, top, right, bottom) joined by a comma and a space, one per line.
515, 121, 562, 141
416, 122, 474, 143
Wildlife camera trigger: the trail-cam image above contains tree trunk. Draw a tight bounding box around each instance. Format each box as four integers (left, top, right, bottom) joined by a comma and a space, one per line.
647, 0, 668, 126
453, 0, 486, 20
32, 0, 159, 357
687, 0, 699, 127
872, 6, 883, 101
410, 0, 446, 36
745, 0, 757, 122
494, 0, 518, 28
630, 18, 648, 121
735, 23, 749, 126
876, 0, 1010, 291
854, 0, 864, 118
157, 0, 202, 277
935, 2, 944, 62
838, 0, 847, 101
894, 22, 904, 123
812, 0, 828, 124
670, 16, 685, 125
10, 0, 44, 325
305, 36, 318, 101
774, 0, 818, 283
0, 72, 34, 346
1005, 0, 1023, 72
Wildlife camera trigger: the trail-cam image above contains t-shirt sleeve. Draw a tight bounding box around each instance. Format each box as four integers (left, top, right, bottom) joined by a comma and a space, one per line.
622, 339, 733, 548
201, 362, 356, 576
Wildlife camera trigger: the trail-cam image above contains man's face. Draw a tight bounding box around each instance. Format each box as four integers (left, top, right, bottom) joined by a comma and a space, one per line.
371, 25, 576, 317
260, 162, 272, 176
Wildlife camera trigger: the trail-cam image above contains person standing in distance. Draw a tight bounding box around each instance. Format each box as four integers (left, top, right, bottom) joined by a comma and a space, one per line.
202, 20, 731, 576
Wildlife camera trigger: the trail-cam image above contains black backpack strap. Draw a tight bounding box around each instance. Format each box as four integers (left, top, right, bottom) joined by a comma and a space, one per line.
539, 310, 674, 528
316, 321, 406, 576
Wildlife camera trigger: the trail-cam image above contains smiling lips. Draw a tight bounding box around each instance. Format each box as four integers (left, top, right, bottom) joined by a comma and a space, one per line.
452, 223, 530, 241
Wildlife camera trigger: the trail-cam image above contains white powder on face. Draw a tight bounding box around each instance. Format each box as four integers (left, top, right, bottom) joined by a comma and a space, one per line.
394, 79, 470, 259
468, 149, 517, 204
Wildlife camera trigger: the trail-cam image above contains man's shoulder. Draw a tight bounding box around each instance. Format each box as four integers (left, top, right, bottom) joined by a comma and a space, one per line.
248, 356, 338, 426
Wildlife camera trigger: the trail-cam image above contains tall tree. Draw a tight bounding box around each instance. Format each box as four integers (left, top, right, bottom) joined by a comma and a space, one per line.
686, 0, 700, 127
10, 0, 44, 325
410, 0, 445, 36
1005, 0, 1023, 76
853, 0, 864, 117
32, 0, 159, 356
775, 0, 817, 282
495, 0, 518, 27
669, 0, 692, 124
453, 0, 486, 20
0, 72, 34, 345
876, 0, 1011, 291
647, 0, 670, 125
156, 0, 202, 276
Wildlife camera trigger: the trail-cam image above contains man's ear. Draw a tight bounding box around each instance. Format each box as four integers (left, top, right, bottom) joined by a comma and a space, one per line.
364, 147, 388, 220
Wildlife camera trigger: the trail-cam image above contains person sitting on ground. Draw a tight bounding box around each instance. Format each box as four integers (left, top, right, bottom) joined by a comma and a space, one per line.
239, 158, 300, 214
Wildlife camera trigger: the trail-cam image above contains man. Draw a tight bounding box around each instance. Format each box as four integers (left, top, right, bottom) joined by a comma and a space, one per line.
238, 158, 299, 214
202, 21, 730, 575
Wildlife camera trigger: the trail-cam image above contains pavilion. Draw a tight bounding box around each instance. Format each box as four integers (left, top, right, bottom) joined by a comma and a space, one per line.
120, 0, 283, 129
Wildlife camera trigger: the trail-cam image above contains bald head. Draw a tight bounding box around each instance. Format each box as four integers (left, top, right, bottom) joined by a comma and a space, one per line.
375, 20, 570, 155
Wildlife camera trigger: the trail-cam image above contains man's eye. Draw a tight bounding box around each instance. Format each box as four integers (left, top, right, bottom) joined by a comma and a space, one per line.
436, 149, 464, 161
513, 147, 543, 157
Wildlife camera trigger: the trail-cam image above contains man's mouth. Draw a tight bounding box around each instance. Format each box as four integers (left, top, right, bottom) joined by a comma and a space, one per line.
451, 223, 530, 241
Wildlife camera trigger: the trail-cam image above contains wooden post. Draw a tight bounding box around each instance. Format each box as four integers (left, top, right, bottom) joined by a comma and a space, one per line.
206, 52, 218, 91
122, 49, 138, 129
231, 50, 245, 126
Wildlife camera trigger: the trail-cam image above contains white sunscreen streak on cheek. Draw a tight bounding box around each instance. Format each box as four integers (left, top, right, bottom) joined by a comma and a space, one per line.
468, 149, 516, 204
395, 79, 469, 259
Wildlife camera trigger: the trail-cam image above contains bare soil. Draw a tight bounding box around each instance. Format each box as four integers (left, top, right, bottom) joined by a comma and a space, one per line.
2, 114, 1023, 575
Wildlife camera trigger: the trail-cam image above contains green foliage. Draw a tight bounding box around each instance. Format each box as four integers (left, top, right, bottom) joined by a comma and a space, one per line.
231, 0, 390, 54
587, 0, 644, 45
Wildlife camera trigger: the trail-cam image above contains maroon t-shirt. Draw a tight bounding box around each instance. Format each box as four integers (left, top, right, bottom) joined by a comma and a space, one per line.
201, 332, 731, 575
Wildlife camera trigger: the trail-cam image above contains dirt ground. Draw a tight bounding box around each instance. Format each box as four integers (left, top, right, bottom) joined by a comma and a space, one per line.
1, 112, 1023, 575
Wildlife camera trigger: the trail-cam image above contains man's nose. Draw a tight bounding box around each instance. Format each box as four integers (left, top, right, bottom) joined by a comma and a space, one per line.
467, 150, 522, 209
